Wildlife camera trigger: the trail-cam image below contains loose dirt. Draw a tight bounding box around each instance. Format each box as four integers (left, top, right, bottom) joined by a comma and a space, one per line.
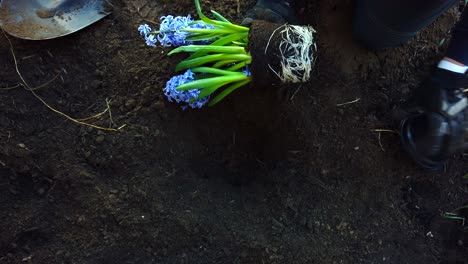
0, 0, 467, 263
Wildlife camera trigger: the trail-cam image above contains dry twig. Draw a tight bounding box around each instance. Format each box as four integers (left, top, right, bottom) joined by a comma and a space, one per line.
2, 29, 125, 132
371, 129, 399, 152
0, 84, 21, 91
336, 98, 361, 107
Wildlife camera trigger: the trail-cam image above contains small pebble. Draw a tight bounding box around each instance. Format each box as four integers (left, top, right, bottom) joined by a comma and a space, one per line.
37, 188, 45, 196
125, 98, 136, 109
22, 256, 32, 262
153, 101, 166, 110
95, 135, 105, 144
91, 80, 103, 89
336, 221, 348, 231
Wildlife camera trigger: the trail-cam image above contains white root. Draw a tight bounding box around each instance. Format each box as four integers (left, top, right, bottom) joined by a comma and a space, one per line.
266, 24, 317, 84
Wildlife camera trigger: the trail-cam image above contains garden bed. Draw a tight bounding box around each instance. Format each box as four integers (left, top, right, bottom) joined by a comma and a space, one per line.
0, 0, 466, 263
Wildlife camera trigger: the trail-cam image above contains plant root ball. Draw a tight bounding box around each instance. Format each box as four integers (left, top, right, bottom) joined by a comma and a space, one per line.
248, 21, 317, 88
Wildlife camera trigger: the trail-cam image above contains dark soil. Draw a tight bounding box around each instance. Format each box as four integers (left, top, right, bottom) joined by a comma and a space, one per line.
249, 21, 287, 86
1, 0, 467, 263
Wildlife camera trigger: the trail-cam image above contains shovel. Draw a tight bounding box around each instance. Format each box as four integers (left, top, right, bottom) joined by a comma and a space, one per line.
0, 0, 112, 40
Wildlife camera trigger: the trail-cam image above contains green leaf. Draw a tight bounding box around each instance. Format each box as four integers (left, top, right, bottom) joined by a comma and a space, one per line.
232, 41, 247, 47
176, 74, 248, 90
168, 45, 246, 56
208, 78, 251, 106
209, 32, 248, 46
194, 0, 249, 32
444, 213, 458, 216
176, 53, 251, 71
197, 81, 228, 98
191, 67, 246, 76
212, 60, 238, 68
186, 33, 221, 42
182, 28, 239, 34
188, 81, 230, 102
443, 215, 465, 221
225, 60, 251, 71
211, 10, 231, 23
187, 32, 248, 60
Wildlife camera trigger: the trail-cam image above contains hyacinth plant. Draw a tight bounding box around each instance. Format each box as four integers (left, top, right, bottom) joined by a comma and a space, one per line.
138, 0, 252, 109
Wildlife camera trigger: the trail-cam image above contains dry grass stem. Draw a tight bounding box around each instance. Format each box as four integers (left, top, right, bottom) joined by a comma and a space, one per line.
2, 29, 124, 132
336, 98, 360, 106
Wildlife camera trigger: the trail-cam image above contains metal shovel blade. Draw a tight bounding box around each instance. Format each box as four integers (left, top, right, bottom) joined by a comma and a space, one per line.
0, 0, 112, 40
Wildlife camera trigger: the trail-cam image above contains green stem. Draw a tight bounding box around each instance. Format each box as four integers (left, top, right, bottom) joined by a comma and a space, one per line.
177, 74, 248, 90
212, 60, 237, 68
182, 28, 239, 34
208, 78, 251, 106
168, 45, 246, 56
225, 60, 251, 71
194, 0, 249, 32
211, 10, 231, 23
197, 81, 229, 98
191, 67, 246, 76
176, 54, 251, 71
187, 32, 248, 60
210, 32, 248, 46
232, 41, 247, 47
186, 33, 221, 42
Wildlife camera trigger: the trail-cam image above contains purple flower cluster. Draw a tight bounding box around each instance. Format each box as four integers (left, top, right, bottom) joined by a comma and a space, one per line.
164, 70, 209, 109
138, 15, 213, 47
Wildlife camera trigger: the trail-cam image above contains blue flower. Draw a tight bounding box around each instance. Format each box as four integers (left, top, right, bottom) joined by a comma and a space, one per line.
141, 15, 214, 47
145, 34, 157, 47
156, 15, 192, 46
164, 70, 209, 109
138, 24, 152, 36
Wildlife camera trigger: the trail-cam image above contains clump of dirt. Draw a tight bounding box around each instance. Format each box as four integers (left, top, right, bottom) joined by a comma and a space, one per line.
0, 0, 466, 263
36, 9, 55, 19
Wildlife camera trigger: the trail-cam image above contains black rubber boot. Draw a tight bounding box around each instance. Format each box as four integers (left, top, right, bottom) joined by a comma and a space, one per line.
353, 0, 458, 49
400, 68, 468, 170
242, 0, 299, 26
